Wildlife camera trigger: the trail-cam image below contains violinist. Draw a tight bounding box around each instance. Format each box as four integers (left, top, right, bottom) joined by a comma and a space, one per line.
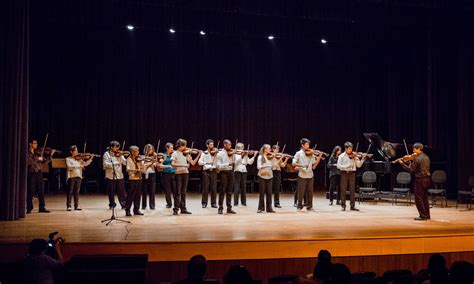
125, 146, 144, 216
327, 146, 342, 206
397, 143, 431, 221
161, 143, 176, 209
27, 139, 56, 213
65, 145, 94, 211
198, 139, 218, 208
216, 139, 237, 214
336, 142, 366, 211
141, 144, 159, 210
171, 139, 201, 215
233, 143, 257, 207
292, 138, 323, 211
102, 141, 127, 210
257, 144, 275, 213
271, 144, 289, 208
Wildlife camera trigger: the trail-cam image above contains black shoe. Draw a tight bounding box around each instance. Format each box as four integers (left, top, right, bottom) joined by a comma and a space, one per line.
173, 211, 179, 215
294, 203, 298, 207
166, 204, 172, 208
39, 208, 50, 213
227, 209, 236, 214
126, 210, 132, 217
257, 210, 263, 213
67, 206, 72, 211
336, 200, 341, 205
218, 208, 223, 215
211, 204, 217, 208
306, 208, 315, 212
297, 207, 303, 211
267, 210, 276, 213
414, 216, 430, 221
150, 207, 155, 210
181, 210, 192, 214
202, 204, 207, 208
350, 207, 360, 211
330, 201, 333, 206
275, 204, 282, 208
342, 204, 346, 211
242, 204, 247, 206
134, 211, 144, 216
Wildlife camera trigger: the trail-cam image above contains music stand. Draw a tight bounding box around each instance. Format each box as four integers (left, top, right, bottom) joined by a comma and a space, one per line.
52, 158, 67, 192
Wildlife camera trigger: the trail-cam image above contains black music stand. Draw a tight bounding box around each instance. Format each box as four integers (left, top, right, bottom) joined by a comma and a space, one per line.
51, 158, 67, 192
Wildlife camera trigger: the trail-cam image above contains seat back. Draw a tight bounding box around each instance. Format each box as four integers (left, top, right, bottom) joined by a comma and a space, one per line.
431, 170, 447, 184
396, 172, 411, 187
362, 171, 377, 186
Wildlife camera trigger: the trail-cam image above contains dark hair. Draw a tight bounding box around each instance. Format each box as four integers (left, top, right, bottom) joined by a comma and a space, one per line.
28, 239, 48, 256
187, 255, 207, 280
344, 141, 353, 148
176, 138, 187, 148
224, 265, 253, 284
109, 140, 120, 147
206, 139, 214, 146
313, 250, 333, 281
165, 142, 173, 149
272, 144, 280, 150
223, 139, 231, 145
413, 142, 424, 151
300, 138, 310, 145
329, 263, 351, 284
69, 145, 78, 153
331, 146, 341, 157
450, 261, 474, 284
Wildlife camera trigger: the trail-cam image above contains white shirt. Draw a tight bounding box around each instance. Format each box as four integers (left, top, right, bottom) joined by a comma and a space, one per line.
171, 151, 189, 174
144, 157, 156, 179
103, 151, 127, 180
234, 154, 256, 173
216, 149, 233, 171
66, 157, 92, 179
336, 152, 364, 172
257, 155, 273, 179
198, 151, 217, 171
292, 149, 315, 179
127, 157, 144, 180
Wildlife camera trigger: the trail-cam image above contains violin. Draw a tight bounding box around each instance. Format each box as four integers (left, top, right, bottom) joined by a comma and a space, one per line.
236, 150, 258, 156
348, 152, 372, 159
392, 152, 419, 164
183, 147, 201, 156
304, 149, 329, 160
113, 150, 130, 157
209, 147, 219, 156
74, 153, 101, 160
34, 148, 61, 156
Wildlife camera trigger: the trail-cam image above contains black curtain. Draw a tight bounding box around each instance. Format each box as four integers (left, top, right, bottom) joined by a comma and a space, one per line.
28, 2, 474, 197
0, 0, 29, 220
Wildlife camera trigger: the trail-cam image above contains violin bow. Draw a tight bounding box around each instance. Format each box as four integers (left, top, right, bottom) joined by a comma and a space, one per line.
352, 142, 360, 167
40, 133, 49, 159
122, 140, 126, 151
403, 139, 410, 155
83, 141, 87, 154
279, 144, 287, 161
156, 139, 161, 154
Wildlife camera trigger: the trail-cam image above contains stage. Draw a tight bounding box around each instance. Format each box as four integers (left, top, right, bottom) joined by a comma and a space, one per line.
0, 193, 473, 263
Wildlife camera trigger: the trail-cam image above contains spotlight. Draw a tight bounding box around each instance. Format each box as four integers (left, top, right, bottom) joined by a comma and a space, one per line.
321, 38, 327, 44
126, 25, 134, 30
200, 30, 206, 35
268, 35, 274, 40
169, 28, 176, 34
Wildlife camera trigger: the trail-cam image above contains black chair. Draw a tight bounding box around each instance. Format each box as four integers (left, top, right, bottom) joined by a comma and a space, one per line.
456, 175, 474, 210
393, 172, 411, 205
428, 170, 448, 207
268, 275, 298, 284
358, 171, 378, 204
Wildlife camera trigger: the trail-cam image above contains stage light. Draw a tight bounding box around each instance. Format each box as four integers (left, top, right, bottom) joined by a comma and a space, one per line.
200, 30, 206, 35
169, 28, 176, 34
126, 25, 134, 30
321, 38, 327, 44
268, 35, 274, 40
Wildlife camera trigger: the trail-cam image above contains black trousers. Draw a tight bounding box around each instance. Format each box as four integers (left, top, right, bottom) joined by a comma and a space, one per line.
67, 177, 81, 208
142, 173, 156, 209
272, 170, 282, 206
106, 178, 127, 208
27, 172, 46, 211
218, 170, 234, 210
126, 179, 142, 213
161, 172, 175, 207
201, 170, 217, 206
174, 173, 189, 211
329, 175, 341, 203
297, 177, 314, 209
258, 177, 273, 212
233, 171, 247, 205
415, 176, 431, 219
340, 171, 356, 208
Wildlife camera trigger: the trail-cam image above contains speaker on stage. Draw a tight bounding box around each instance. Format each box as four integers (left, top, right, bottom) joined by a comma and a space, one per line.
66, 254, 148, 284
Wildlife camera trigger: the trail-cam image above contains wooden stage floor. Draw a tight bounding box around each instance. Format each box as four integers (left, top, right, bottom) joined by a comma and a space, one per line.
1, 193, 473, 262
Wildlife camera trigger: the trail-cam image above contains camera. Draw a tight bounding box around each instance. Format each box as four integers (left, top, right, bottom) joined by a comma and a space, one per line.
46, 231, 65, 257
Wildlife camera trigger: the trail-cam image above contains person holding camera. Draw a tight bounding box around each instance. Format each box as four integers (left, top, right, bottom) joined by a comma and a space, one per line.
24, 237, 64, 284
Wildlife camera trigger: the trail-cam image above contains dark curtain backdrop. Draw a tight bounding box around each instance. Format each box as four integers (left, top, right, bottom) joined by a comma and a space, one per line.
0, 0, 29, 220
27, 1, 474, 198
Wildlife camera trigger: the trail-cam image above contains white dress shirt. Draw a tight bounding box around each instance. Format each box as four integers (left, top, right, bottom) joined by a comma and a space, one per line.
103, 151, 127, 180
234, 154, 256, 173
292, 149, 315, 179
257, 155, 273, 179
198, 151, 217, 171
66, 157, 92, 179
336, 152, 364, 172
171, 150, 189, 174
216, 149, 233, 171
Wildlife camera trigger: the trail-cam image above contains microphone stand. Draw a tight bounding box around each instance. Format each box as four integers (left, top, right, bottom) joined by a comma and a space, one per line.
102, 151, 131, 226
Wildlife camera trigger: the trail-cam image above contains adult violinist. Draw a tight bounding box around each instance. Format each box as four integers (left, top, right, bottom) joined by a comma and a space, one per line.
102, 141, 127, 210
233, 142, 257, 207
396, 143, 431, 221
292, 138, 323, 212
141, 144, 160, 210
271, 144, 289, 208
161, 143, 175, 208
65, 145, 94, 211
126, 145, 145, 216
327, 146, 342, 206
198, 139, 218, 208
336, 142, 366, 211
27, 139, 56, 213
216, 139, 237, 215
